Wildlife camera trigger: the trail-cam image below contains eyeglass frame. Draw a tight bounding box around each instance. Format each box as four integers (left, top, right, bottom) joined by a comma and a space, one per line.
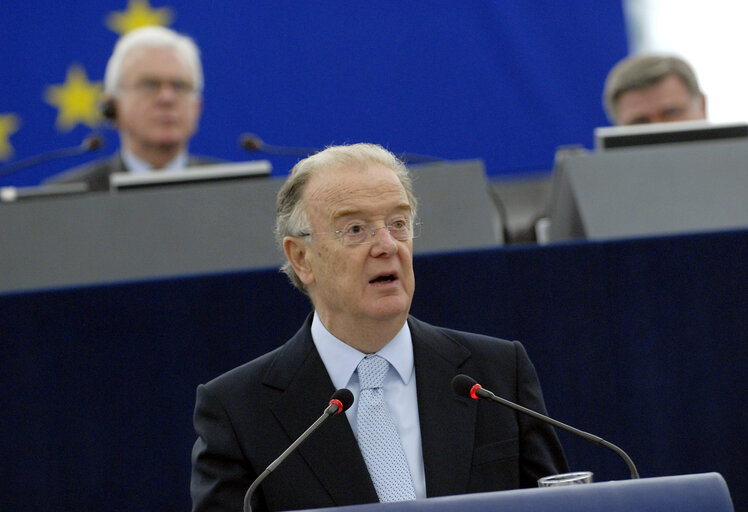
298, 219, 423, 246
119, 77, 197, 98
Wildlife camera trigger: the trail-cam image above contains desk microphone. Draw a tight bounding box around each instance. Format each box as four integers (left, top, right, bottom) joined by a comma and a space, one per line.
239, 133, 320, 157
0, 134, 104, 179
239, 132, 443, 164
243, 388, 355, 512
451, 374, 639, 479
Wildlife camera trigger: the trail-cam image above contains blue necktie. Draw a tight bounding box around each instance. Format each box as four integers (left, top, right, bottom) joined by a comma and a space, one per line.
356, 354, 417, 502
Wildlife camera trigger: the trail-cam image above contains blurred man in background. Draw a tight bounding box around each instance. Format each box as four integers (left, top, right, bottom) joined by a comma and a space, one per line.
47, 26, 214, 191
603, 54, 706, 125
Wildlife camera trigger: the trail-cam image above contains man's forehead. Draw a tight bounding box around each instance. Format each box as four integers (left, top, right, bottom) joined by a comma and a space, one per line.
307, 183, 410, 210
122, 47, 191, 74
308, 164, 402, 193
304, 165, 410, 215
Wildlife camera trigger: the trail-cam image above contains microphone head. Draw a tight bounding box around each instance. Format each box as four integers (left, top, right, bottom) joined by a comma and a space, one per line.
239, 133, 263, 151
452, 374, 480, 399
329, 388, 354, 414
82, 134, 104, 151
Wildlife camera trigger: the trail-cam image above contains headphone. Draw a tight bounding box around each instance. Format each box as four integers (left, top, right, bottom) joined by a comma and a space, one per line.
100, 99, 117, 121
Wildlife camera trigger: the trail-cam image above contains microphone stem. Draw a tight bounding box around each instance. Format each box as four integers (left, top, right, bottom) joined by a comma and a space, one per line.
0, 145, 89, 179
243, 468, 270, 512
257, 142, 319, 157
481, 389, 639, 479
596, 438, 640, 480
243, 409, 335, 512
398, 152, 443, 164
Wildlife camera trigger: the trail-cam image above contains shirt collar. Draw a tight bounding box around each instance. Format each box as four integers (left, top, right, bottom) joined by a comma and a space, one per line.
121, 147, 188, 174
311, 311, 414, 389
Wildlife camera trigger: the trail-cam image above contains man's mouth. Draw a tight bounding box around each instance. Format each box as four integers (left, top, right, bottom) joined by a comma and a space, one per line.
369, 274, 396, 284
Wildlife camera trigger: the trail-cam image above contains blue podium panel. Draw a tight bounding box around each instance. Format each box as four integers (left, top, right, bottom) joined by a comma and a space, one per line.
2, 230, 745, 511
294, 473, 733, 512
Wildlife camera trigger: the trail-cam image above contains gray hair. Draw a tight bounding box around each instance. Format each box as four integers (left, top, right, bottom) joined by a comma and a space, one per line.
603, 54, 702, 124
276, 143, 418, 293
104, 26, 203, 96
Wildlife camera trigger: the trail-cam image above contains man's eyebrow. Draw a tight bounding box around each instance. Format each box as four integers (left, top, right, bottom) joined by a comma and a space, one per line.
332, 204, 412, 221
331, 207, 363, 220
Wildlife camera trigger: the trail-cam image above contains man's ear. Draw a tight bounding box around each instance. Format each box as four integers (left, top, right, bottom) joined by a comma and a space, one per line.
283, 236, 314, 286
699, 93, 707, 118
195, 95, 204, 119
100, 95, 117, 122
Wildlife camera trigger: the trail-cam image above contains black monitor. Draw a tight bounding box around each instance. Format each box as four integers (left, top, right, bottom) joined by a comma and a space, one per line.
594, 120, 748, 151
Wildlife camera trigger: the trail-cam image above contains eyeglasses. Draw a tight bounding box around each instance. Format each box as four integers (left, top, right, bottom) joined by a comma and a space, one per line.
301, 220, 422, 246
122, 78, 196, 97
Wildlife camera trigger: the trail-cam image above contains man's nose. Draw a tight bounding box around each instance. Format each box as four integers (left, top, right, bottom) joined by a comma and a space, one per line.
370, 226, 398, 252
156, 83, 178, 100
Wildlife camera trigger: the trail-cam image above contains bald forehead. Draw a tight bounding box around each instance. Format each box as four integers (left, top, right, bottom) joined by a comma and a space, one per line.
303, 163, 411, 218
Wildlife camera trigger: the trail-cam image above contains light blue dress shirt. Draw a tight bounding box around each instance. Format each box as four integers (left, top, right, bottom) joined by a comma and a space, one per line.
311, 311, 427, 499
121, 148, 189, 174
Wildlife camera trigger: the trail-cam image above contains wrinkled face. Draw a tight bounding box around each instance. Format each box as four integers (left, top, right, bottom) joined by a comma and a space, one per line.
615, 74, 705, 125
295, 163, 416, 332
114, 46, 202, 155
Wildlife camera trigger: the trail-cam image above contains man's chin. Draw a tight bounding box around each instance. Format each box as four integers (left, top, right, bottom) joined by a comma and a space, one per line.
149, 138, 183, 152
367, 295, 411, 319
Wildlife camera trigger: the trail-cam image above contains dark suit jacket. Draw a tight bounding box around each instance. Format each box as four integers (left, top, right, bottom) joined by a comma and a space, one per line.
44, 153, 219, 192
191, 315, 568, 512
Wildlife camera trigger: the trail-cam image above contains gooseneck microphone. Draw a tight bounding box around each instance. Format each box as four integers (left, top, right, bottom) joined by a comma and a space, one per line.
239, 132, 444, 164
239, 133, 320, 157
0, 134, 104, 179
243, 389, 355, 512
451, 374, 639, 479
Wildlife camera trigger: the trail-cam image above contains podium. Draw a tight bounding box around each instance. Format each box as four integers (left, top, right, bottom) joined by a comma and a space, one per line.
296, 473, 733, 512
545, 139, 748, 242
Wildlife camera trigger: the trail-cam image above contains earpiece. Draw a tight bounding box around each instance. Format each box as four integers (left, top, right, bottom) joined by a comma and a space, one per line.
100, 99, 117, 121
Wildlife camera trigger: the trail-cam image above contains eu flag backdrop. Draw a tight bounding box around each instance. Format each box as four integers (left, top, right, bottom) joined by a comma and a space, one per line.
0, 1, 627, 187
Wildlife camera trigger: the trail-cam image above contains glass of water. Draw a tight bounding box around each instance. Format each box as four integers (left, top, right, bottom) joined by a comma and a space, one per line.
538, 471, 594, 487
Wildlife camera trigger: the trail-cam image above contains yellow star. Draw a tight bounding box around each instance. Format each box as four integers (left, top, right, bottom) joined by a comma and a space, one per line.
0, 113, 21, 161
44, 64, 103, 132
106, 0, 174, 35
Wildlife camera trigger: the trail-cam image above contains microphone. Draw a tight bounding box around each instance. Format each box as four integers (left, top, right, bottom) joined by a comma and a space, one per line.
239, 133, 320, 157
451, 374, 639, 479
243, 388, 355, 512
0, 134, 104, 179
239, 132, 444, 164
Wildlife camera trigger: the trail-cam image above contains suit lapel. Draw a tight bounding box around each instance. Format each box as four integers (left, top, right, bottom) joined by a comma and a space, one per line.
410, 317, 476, 498
264, 319, 379, 506
260, 316, 477, 503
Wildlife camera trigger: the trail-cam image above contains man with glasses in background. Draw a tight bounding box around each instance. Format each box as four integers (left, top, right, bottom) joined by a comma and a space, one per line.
46, 26, 214, 191
190, 143, 568, 512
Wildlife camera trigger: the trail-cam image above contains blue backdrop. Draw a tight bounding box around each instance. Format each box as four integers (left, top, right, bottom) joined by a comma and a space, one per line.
0, 1, 628, 186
